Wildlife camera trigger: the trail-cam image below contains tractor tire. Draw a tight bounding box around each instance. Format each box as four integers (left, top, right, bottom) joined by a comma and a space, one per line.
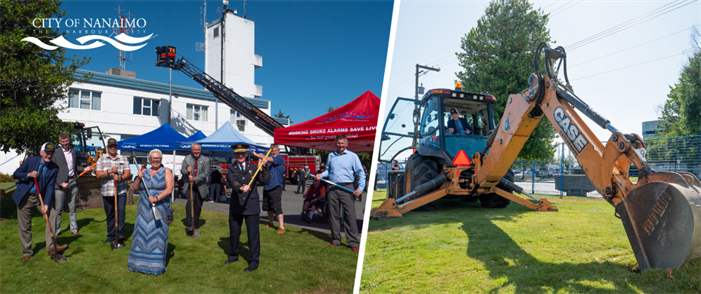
479, 169, 514, 208
395, 174, 406, 200
407, 154, 439, 211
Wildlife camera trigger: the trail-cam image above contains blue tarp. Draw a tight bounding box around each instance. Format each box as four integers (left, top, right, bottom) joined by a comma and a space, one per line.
187, 121, 268, 153
118, 123, 190, 151
187, 130, 207, 141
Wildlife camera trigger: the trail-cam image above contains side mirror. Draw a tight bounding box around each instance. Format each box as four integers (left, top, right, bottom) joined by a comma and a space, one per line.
86, 129, 93, 139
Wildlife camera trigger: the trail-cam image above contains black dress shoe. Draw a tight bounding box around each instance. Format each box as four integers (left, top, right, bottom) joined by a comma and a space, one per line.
244, 267, 257, 272
225, 259, 238, 265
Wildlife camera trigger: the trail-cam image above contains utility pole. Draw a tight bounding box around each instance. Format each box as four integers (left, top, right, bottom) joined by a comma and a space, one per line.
168, 68, 172, 125
412, 64, 440, 147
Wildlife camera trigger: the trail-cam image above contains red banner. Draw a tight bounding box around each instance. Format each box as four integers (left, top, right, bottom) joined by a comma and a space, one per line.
274, 91, 380, 152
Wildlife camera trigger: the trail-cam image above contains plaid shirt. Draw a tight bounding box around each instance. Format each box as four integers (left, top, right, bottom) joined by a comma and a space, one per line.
96, 154, 130, 196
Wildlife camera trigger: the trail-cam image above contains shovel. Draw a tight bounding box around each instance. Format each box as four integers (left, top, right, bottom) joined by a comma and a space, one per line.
33, 178, 67, 263
111, 179, 123, 250
188, 167, 195, 232
138, 173, 162, 220
308, 174, 355, 193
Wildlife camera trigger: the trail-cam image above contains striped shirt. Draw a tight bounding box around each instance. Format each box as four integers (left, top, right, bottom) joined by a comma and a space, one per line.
96, 154, 130, 196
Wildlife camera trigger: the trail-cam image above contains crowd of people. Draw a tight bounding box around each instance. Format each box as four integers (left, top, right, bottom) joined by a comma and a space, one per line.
11, 133, 365, 274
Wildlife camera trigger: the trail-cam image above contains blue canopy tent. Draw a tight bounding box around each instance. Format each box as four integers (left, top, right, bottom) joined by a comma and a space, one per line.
118, 123, 190, 151
187, 130, 207, 141
190, 121, 268, 153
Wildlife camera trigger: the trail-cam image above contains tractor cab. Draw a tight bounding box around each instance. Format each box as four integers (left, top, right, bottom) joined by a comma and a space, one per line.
380, 83, 497, 165
71, 123, 106, 166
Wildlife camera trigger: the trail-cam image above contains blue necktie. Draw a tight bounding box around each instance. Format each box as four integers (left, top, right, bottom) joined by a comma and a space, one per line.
38, 163, 46, 195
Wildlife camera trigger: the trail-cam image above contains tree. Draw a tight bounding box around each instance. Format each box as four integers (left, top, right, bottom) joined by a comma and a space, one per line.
273, 109, 292, 124
656, 49, 701, 137
456, 0, 557, 162
0, 0, 91, 154
327, 106, 338, 113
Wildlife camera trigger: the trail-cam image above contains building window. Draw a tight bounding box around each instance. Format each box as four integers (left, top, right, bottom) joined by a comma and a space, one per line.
187, 104, 208, 121
230, 110, 247, 132
133, 97, 160, 116
213, 27, 219, 38
68, 88, 101, 110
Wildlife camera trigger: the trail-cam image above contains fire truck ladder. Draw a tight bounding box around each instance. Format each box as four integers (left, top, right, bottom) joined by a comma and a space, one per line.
156, 56, 283, 136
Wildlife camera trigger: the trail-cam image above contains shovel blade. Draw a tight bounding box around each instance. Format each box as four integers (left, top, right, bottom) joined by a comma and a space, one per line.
152, 204, 162, 220
111, 240, 124, 250
51, 252, 67, 263
617, 181, 701, 270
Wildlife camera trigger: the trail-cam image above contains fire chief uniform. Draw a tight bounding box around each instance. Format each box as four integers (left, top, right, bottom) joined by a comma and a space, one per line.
225, 159, 270, 270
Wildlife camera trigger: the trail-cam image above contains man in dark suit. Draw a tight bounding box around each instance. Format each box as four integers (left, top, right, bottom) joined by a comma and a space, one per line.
53, 132, 91, 236
181, 143, 211, 238
295, 167, 307, 194
225, 144, 270, 272
447, 108, 472, 136
12, 143, 67, 262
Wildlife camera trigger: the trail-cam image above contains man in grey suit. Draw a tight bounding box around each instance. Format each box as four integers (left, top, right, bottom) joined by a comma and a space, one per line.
181, 143, 210, 238
53, 132, 91, 236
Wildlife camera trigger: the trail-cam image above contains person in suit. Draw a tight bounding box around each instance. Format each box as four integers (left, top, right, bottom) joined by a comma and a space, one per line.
181, 143, 211, 238
12, 143, 67, 262
52, 132, 91, 236
447, 108, 472, 136
225, 144, 270, 272
295, 167, 307, 194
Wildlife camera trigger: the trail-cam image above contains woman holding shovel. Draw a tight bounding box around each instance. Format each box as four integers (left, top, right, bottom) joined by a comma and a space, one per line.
128, 149, 173, 275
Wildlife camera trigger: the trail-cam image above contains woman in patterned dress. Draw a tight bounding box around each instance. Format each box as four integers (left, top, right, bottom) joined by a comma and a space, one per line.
128, 149, 173, 275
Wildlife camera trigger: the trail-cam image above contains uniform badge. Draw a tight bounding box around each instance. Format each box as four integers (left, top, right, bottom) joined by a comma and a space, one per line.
248, 170, 252, 175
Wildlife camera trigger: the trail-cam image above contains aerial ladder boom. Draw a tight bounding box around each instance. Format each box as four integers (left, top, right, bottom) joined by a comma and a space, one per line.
155, 46, 284, 136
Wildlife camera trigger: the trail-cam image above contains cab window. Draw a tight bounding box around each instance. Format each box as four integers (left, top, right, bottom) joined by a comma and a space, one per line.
419, 97, 441, 150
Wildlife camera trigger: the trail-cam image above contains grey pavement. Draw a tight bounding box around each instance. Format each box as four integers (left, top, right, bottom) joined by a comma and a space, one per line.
173, 182, 368, 235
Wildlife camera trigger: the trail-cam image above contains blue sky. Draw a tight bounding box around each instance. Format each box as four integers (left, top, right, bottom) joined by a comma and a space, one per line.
54, 0, 392, 124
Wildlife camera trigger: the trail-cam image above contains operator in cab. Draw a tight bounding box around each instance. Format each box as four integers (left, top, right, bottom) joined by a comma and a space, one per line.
447, 108, 472, 136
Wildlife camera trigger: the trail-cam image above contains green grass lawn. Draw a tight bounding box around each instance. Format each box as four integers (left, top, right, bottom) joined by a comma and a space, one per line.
1, 182, 15, 190
0, 196, 358, 293
362, 190, 701, 293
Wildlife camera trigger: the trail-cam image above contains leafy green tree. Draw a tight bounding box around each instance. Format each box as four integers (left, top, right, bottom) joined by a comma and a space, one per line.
328, 106, 338, 113
0, 0, 91, 154
656, 50, 701, 137
456, 0, 557, 162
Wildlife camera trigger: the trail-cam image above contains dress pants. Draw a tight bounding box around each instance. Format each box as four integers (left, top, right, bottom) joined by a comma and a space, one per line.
228, 213, 260, 269
17, 193, 58, 256
328, 184, 359, 247
296, 179, 306, 193
54, 179, 79, 235
102, 193, 127, 241
185, 188, 203, 230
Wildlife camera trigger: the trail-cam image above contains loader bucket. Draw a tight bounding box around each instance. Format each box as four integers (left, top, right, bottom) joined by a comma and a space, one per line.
617, 181, 701, 271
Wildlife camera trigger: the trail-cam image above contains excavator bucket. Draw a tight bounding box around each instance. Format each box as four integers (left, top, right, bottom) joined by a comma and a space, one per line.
616, 172, 701, 270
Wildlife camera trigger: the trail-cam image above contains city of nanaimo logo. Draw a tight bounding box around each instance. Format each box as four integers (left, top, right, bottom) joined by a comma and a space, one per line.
22, 17, 155, 51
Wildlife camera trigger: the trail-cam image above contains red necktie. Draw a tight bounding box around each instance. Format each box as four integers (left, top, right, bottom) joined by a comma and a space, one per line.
193, 158, 198, 177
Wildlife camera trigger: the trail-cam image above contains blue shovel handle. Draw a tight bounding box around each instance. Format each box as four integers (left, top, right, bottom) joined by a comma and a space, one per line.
308, 174, 355, 193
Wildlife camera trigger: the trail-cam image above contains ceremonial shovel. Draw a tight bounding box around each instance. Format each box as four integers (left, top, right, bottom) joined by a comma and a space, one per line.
111, 179, 123, 250
138, 173, 162, 220
33, 178, 67, 263
308, 174, 355, 193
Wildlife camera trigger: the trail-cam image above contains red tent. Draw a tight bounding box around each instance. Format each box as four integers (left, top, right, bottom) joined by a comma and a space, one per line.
274, 91, 380, 152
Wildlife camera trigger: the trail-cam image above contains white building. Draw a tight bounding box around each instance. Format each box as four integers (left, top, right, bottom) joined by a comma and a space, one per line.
0, 13, 287, 174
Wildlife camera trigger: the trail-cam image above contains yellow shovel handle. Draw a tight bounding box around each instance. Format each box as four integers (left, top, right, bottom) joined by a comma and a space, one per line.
246, 146, 273, 187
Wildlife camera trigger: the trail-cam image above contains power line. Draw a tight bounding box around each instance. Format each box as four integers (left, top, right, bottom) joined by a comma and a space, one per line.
550, 0, 583, 16
567, 0, 697, 51
570, 26, 693, 68
543, 0, 564, 10
573, 49, 693, 81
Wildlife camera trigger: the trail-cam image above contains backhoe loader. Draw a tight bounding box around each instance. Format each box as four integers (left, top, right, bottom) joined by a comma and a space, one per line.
372, 42, 701, 271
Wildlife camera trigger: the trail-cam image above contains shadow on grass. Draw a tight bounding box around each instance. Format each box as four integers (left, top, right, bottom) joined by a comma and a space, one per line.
217, 237, 252, 263
179, 217, 207, 229
166, 243, 175, 266
462, 213, 639, 293
298, 228, 334, 244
